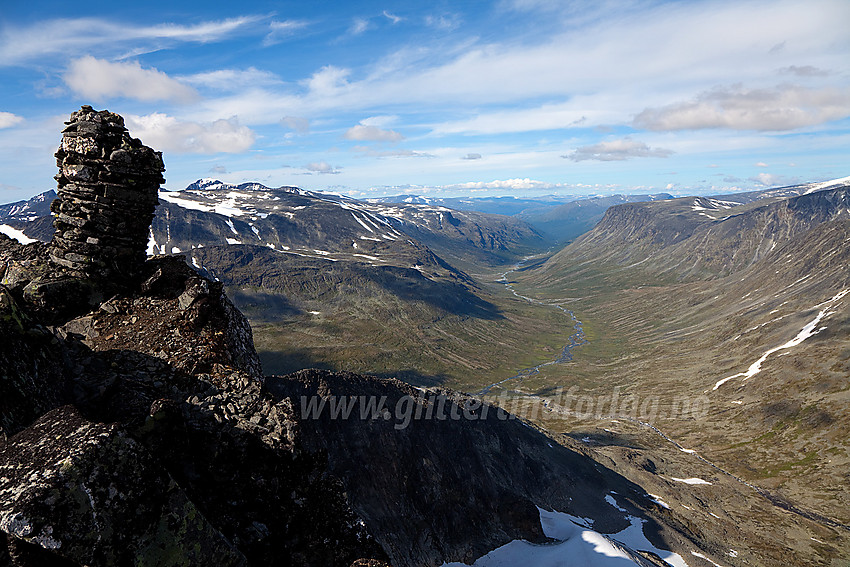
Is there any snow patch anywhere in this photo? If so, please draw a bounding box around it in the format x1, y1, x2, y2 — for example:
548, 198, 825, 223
670, 477, 711, 485
443, 504, 691, 567
605, 494, 627, 513
0, 224, 36, 245
713, 289, 848, 390
802, 175, 850, 194
351, 213, 375, 233
648, 494, 671, 509
146, 229, 158, 256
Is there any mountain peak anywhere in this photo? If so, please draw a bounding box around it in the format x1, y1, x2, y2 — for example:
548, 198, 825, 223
180, 179, 303, 196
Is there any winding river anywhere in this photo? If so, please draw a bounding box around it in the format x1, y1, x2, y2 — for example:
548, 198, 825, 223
476, 259, 587, 396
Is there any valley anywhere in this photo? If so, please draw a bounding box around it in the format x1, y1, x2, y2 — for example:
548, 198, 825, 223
3, 175, 849, 566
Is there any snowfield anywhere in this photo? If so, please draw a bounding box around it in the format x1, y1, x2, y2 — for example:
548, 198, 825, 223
0, 224, 37, 244
441, 505, 692, 567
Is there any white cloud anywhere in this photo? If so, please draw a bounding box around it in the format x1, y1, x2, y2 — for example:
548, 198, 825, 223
424, 14, 461, 31
263, 19, 309, 46
0, 16, 262, 65
304, 65, 351, 96
360, 115, 399, 127
449, 178, 565, 191
383, 11, 403, 24
304, 161, 341, 174
350, 18, 371, 35
432, 101, 595, 135
0, 112, 24, 129
64, 56, 198, 103
344, 124, 404, 142
462, 153, 482, 160
566, 138, 674, 161
755, 161, 768, 167
634, 85, 850, 131
352, 146, 432, 158
751, 172, 798, 186
280, 116, 310, 133
182, 67, 281, 90
179, 0, 850, 138
125, 113, 255, 154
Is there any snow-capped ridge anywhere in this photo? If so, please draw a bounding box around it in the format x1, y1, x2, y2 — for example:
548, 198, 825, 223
802, 175, 850, 195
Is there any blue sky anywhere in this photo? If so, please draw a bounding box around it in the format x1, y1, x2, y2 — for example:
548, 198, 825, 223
1, 0, 849, 202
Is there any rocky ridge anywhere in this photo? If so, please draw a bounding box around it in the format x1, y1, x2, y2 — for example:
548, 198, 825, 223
537, 180, 850, 284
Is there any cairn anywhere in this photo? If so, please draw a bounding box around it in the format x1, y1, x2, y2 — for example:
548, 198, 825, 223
48, 106, 164, 284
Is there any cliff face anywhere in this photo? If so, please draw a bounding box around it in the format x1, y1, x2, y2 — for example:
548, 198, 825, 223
0, 108, 695, 567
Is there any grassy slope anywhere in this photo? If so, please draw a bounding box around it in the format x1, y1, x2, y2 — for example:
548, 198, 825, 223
506, 219, 850, 566
236, 265, 582, 393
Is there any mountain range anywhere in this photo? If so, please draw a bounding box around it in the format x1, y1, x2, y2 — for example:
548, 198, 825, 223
3, 170, 850, 566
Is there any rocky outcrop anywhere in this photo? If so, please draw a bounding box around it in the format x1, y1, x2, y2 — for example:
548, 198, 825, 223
0, 406, 246, 567
49, 106, 164, 284
0, 222, 388, 567
0, 108, 392, 566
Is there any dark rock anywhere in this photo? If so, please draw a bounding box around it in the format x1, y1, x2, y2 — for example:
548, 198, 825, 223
0, 406, 246, 566
0, 284, 68, 438
270, 369, 663, 567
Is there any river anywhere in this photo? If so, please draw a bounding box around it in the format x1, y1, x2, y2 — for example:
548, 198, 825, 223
476, 259, 587, 396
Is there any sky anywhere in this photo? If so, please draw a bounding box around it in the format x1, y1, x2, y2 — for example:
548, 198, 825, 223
1, 0, 849, 203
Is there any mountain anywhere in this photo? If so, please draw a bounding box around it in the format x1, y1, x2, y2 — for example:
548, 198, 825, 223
366, 194, 577, 217
0, 190, 54, 222
0, 107, 709, 567
0, 190, 56, 243
533, 177, 850, 285
368, 193, 677, 244
152, 179, 544, 268
509, 175, 850, 565
1, 180, 562, 385
517, 193, 674, 244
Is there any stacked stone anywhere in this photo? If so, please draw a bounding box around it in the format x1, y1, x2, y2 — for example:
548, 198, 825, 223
48, 106, 165, 284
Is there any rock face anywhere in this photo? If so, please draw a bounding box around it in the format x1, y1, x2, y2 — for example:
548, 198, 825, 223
0, 406, 246, 567
269, 370, 673, 567
48, 105, 164, 284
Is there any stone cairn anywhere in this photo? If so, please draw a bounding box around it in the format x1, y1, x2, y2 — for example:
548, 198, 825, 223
48, 105, 164, 284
